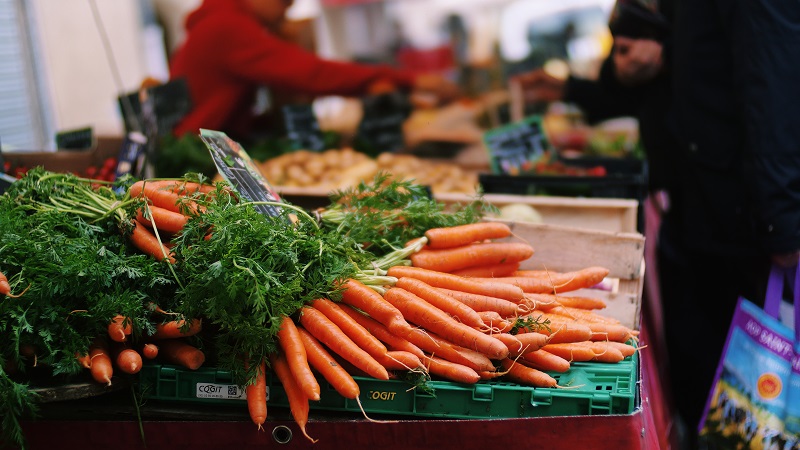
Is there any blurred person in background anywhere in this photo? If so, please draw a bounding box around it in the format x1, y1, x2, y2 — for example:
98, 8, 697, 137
519, 1, 800, 449
169, 0, 460, 144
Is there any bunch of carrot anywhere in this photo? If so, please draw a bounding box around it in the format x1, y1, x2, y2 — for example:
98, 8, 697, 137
244, 221, 639, 439
78, 313, 206, 386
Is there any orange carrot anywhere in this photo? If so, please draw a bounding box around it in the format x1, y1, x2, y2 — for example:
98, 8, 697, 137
493, 333, 524, 356
0, 271, 27, 298
246, 360, 267, 430
476, 267, 610, 294
129, 180, 200, 214
606, 341, 639, 357
579, 341, 626, 363
276, 315, 321, 401
115, 348, 143, 374
542, 343, 596, 362
524, 293, 607, 311
107, 315, 132, 343
310, 299, 388, 362
395, 277, 487, 330
141, 343, 159, 359
503, 332, 549, 357
338, 278, 414, 337
586, 322, 638, 343
270, 352, 317, 443
409, 242, 534, 273
76, 351, 92, 369
130, 220, 176, 264
477, 311, 515, 333
521, 349, 571, 373
158, 339, 205, 370
89, 343, 113, 386
403, 328, 495, 372
383, 287, 509, 360
424, 222, 512, 249
386, 266, 525, 302
339, 304, 425, 359
478, 370, 507, 381
150, 318, 202, 340
298, 306, 389, 380
436, 288, 527, 317
297, 327, 360, 399
378, 350, 425, 371
422, 355, 481, 384
136, 204, 189, 234
499, 358, 557, 388
548, 307, 620, 325
450, 261, 521, 278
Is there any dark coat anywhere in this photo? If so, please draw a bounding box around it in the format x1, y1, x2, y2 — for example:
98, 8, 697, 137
665, 0, 800, 256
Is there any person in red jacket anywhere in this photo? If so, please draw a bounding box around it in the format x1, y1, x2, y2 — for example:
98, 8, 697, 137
169, 0, 458, 142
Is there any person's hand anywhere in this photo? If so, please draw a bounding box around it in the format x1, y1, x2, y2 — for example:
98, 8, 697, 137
412, 74, 461, 105
512, 69, 566, 103
612, 37, 664, 86
771, 250, 800, 269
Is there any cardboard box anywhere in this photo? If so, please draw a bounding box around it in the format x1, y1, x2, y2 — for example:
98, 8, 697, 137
2, 136, 123, 175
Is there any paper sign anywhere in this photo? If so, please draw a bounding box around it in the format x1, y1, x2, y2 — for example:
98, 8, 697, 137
282, 104, 325, 152
55, 127, 94, 150
199, 129, 286, 218
483, 115, 549, 175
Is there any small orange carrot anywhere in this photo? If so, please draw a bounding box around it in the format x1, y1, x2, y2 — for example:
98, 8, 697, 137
378, 350, 425, 372
383, 287, 509, 360
386, 266, 525, 302
246, 360, 267, 430
450, 261, 521, 278
158, 339, 205, 370
498, 332, 548, 357
150, 318, 202, 340
0, 271, 27, 298
424, 222, 512, 249
276, 315, 320, 401
129, 180, 200, 215
549, 307, 620, 325
606, 341, 639, 358
339, 304, 425, 359
136, 204, 189, 234
298, 306, 389, 380
89, 343, 113, 386
579, 341, 626, 363
524, 293, 607, 311
115, 348, 143, 374
107, 315, 132, 343
129, 220, 176, 264
477, 310, 514, 333
338, 278, 414, 337
409, 242, 534, 274
141, 343, 159, 359
76, 351, 92, 369
476, 267, 610, 294
310, 299, 388, 362
270, 352, 318, 443
499, 358, 557, 388
436, 288, 527, 317
521, 349, 571, 373
542, 343, 596, 362
395, 277, 487, 330
586, 322, 638, 343
422, 355, 481, 384
297, 328, 360, 399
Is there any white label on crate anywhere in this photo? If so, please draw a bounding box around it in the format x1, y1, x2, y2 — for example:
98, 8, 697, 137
196, 383, 247, 400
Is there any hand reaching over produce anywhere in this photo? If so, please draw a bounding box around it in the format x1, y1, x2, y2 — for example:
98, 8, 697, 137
412, 73, 461, 106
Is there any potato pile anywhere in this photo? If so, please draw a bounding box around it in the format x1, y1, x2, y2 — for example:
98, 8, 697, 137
257, 148, 478, 194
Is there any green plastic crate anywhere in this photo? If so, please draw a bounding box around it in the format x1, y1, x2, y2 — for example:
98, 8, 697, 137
138, 352, 638, 418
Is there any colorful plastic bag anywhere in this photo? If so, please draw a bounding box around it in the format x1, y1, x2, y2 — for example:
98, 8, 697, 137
699, 265, 800, 449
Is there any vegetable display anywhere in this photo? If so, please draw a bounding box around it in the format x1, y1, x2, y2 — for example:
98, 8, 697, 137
0, 168, 638, 449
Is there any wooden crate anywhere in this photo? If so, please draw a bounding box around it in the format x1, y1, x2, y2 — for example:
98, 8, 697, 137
495, 220, 645, 330
439, 192, 640, 233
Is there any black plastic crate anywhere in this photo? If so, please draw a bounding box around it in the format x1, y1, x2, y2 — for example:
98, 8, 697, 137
479, 156, 648, 230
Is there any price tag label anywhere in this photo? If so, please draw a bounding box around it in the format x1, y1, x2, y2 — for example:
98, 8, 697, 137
199, 129, 286, 219
118, 78, 192, 137
195, 383, 249, 401
282, 104, 325, 152
355, 92, 412, 155
483, 115, 549, 175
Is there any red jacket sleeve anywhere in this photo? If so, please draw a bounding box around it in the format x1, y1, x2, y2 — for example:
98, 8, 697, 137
203, 16, 417, 97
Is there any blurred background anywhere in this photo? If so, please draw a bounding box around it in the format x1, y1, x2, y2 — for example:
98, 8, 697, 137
0, 0, 618, 150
